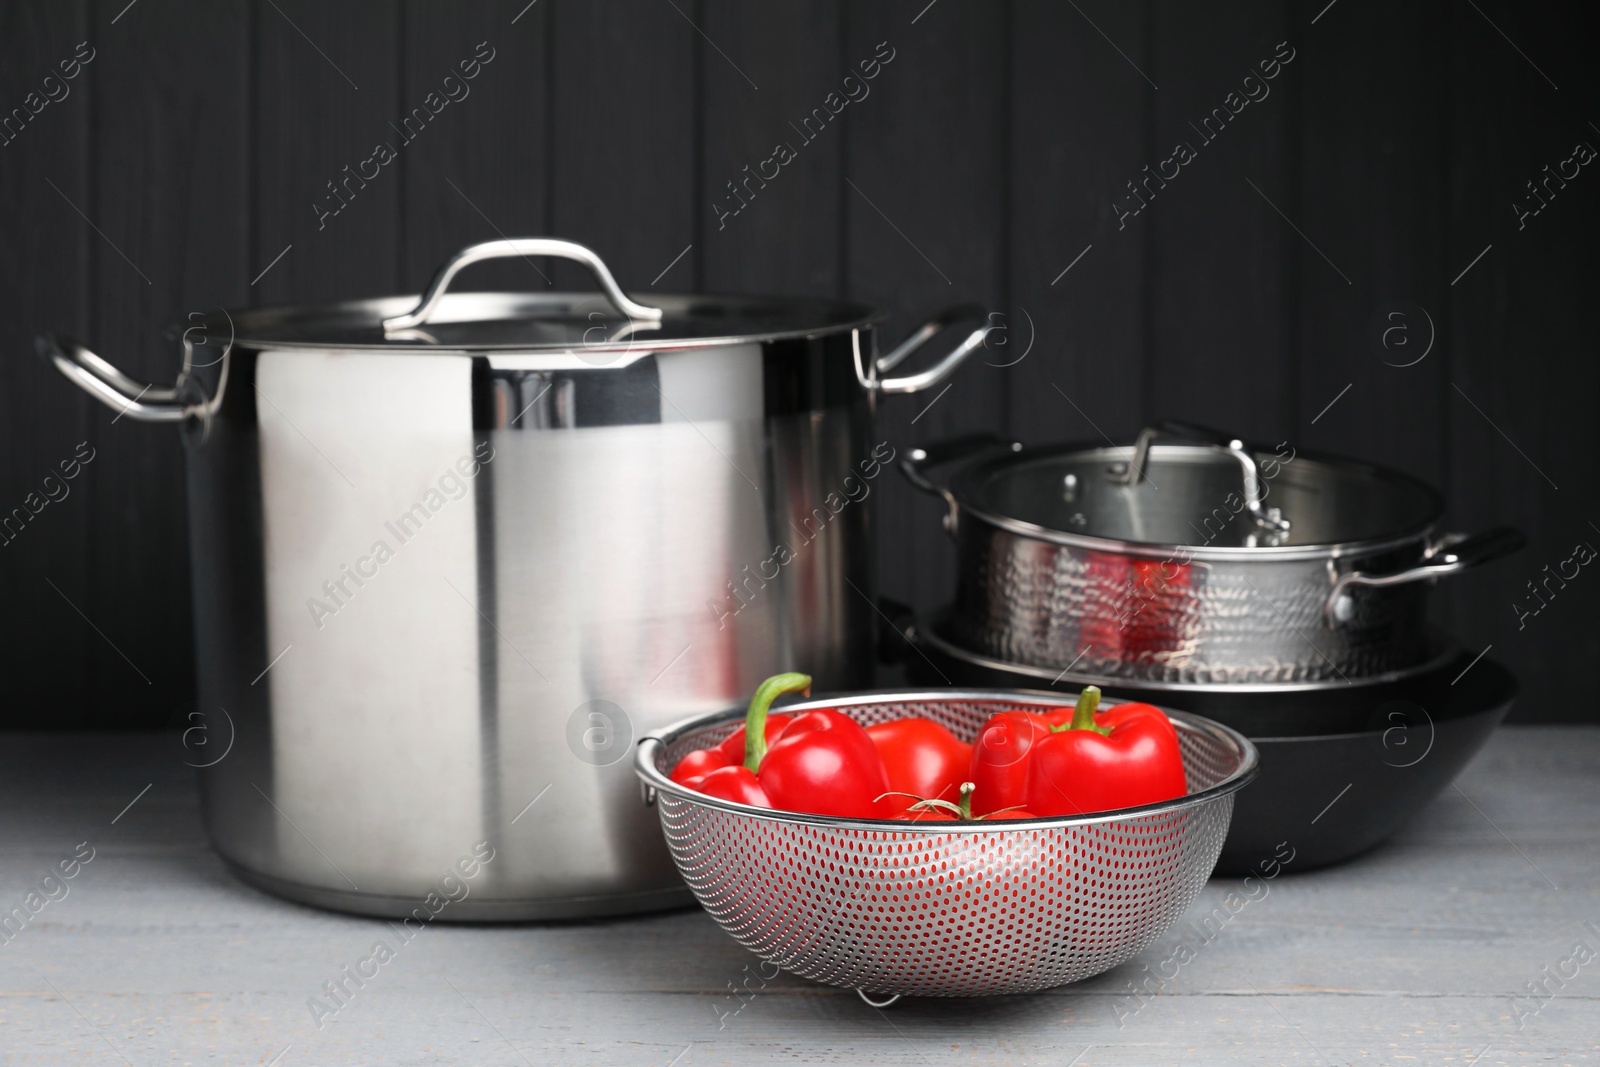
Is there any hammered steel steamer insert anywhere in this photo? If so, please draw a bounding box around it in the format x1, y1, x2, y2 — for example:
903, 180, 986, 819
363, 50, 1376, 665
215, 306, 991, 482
903, 422, 1523, 685
41, 238, 990, 919
635, 690, 1257, 1000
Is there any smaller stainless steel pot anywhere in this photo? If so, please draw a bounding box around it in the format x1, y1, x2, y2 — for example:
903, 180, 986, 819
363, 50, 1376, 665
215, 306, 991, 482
903, 422, 1523, 685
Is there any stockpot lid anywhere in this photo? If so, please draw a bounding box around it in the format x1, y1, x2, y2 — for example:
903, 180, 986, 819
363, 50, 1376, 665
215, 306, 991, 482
209, 292, 883, 352
191, 239, 879, 353
944, 428, 1445, 559
48, 238, 1002, 425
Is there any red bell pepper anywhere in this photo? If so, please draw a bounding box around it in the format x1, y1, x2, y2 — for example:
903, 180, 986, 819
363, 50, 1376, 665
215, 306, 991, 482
1026, 687, 1187, 816
672, 673, 891, 819
752, 685, 891, 820
692, 764, 772, 807
866, 717, 973, 816
717, 712, 794, 766
669, 711, 795, 788
669, 746, 731, 787
966, 710, 1052, 816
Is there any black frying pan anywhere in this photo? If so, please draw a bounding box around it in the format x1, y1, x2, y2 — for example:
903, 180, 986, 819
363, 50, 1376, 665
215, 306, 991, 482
889, 606, 1516, 873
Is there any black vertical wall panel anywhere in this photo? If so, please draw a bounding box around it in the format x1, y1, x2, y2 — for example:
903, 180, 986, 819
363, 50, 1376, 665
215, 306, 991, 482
1009, 1, 1150, 452
1442, 1, 1600, 723
402, 2, 550, 294
700, 0, 842, 295
0, 3, 92, 725
1, 2, 1596, 727
90, 0, 250, 727
550, 0, 696, 291
847, 0, 1009, 617
1145, 1, 1299, 443
1297, 0, 1447, 487
255, 1, 402, 303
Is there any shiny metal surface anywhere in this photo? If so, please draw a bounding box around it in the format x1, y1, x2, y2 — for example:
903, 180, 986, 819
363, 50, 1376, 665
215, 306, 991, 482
166, 273, 891, 354
635, 690, 1257, 997
951, 522, 1433, 683
382, 238, 663, 331
910, 613, 1466, 695
37, 334, 193, 423
1323, 527, 1526, 624
45, 240, 987, 918
179, 338, 880, 918
858, 305, 991, 395
905, 434, 1523, 685
946, 442, 1444, 557
191, 291, 880, 352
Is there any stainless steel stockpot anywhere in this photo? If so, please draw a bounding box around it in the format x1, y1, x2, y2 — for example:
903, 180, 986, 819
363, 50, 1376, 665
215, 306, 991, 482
43, 238, 987, 919
903, 422, 1523, 686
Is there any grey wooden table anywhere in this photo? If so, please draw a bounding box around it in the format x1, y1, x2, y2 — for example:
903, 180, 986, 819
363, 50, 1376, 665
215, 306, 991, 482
1, 727, 1595, 1066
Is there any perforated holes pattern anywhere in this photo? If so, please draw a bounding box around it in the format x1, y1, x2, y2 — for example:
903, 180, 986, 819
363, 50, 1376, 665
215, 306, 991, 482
655, 697, 1239, 997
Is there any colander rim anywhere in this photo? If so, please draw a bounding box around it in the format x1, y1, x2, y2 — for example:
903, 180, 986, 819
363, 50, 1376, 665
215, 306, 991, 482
633, 687, 1259, 832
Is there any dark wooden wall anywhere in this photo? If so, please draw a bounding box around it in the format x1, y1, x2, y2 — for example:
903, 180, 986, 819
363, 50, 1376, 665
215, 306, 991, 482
2, 0, 1594, 728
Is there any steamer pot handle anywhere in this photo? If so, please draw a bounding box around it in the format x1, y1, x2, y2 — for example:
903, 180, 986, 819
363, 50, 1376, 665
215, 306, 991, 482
900, 434, 1022, 534
860, 305, 989, 395
1323, 527, 1527, 626
383, 238, 664, 331
38, 334, 195, 423
1112, 419, 1291, 535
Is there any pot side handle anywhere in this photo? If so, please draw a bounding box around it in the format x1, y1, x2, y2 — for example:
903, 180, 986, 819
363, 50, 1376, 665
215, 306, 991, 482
1323, 526, 1527, 626
38, 334, 194, 423
861, 305, 989, 395
900, 434, 1022, 534
382, 238, 664, 332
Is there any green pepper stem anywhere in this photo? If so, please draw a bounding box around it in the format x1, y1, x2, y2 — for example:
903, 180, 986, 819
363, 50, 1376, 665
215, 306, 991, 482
900, 782, 979, 821
957, 781, 974, 821
901, 796, 963, 817
1055, 685, 1111, 735
743, 672, 812, 773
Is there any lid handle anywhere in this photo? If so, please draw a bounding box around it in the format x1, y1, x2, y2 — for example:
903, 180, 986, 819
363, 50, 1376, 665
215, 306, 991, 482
382, 238, 665, 332
900, 434, 1023, 535
1110, 420, 1291, 534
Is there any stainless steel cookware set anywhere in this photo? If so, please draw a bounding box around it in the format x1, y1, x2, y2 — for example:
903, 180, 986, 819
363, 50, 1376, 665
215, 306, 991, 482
45, 238, 1521, 920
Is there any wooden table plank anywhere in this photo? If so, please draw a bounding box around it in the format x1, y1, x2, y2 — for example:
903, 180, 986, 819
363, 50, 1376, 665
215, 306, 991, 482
0, 727, 1594, 1064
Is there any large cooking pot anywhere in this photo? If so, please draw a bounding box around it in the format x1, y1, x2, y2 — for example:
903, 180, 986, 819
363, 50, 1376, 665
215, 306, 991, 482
42, 237, 988, 919
903, 422, 1523, 685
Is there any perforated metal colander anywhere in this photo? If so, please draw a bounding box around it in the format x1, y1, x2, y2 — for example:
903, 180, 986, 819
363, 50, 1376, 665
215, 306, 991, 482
634, 689, 1258, 1000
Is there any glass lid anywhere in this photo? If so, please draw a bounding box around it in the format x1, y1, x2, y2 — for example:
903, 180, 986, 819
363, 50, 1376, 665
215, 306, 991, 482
953, 441, 1443, 553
